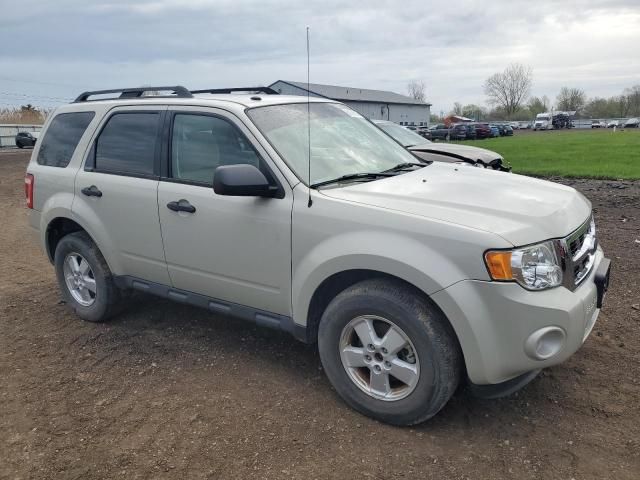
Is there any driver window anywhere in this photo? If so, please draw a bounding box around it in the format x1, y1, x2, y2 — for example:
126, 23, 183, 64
171, 114, 263, 184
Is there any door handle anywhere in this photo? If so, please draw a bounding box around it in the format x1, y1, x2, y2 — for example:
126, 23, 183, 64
167, 199, 196, 214
81, 185, 102, 197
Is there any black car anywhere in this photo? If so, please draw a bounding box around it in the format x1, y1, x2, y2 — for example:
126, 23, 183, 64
15, 132, 38, 148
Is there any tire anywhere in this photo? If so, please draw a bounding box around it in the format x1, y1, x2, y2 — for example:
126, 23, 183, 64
54, 231, 124, 322
318, 278, 462, 426
17, 142, 24, 148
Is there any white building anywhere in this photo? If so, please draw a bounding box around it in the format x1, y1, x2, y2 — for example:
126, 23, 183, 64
269, 80, 432, 126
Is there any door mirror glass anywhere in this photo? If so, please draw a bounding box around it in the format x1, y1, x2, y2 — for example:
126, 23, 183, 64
213, 164, 275, 197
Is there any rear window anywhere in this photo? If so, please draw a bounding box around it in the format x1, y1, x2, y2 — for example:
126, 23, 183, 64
37, 112, 95, 167
94, 112, 160, 175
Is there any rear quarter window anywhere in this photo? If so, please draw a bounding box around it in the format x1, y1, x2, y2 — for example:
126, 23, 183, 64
37, 112, 95, 167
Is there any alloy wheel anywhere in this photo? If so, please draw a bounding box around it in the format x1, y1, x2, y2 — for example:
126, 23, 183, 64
339, 315, 420, 401
62, 252, 97, 307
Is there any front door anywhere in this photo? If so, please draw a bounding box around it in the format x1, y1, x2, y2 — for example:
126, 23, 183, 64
157, 108, 292, 316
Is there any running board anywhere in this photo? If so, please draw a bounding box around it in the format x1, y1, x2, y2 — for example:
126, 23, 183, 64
114, 276, 309, 343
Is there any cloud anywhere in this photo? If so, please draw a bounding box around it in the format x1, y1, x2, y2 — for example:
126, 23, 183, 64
0, 0, 639, 113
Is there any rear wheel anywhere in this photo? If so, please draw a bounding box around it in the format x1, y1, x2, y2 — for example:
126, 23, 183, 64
54, 231, 124, 322
318, 278, 462, 425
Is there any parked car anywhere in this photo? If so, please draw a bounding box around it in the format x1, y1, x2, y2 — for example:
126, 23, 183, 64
373, 120, 510, 171
510, 122, 520, 130
495, 124, 512, 136
591, 120, 606, 128
489, 125, 500, 137
26, 85, 610, 426
624, 117, 639, 128
428, 123, 466, 141
414, 126, 432, 139
471, 123, 492, 139
458, 123, 476, 140
15, 131, 38, 148
519, 121, 532, 129
607, 120, 619, 128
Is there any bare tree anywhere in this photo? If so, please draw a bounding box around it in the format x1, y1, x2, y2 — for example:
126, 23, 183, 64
450, 102, 463, 116
556, 87, 586, 111
484, 63, 533, 117
407, 80, 427, 103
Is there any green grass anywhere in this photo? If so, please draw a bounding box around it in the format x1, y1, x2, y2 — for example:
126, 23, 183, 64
455, 129, 640, 180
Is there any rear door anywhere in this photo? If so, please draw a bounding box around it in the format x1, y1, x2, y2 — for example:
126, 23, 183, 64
156, 107, 292, 316
73, 106, 170, 284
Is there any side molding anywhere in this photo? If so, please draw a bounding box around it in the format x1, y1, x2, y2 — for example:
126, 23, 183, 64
114, 276, 309, 343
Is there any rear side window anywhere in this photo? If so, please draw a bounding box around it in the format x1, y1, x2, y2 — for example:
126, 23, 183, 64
95, 113, 160, 175
37, 112, 95, 167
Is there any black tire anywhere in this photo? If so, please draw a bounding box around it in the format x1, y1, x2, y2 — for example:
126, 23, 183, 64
17, 142, 24, 148
318, 278, 462, 426
54, 231, 124, 322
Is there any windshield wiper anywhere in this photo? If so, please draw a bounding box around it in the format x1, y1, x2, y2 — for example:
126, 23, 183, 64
382, 162, 427, 173
310, 172, 395, 189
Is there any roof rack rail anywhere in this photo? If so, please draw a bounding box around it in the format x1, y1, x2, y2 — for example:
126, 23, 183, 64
74, 86, 193, 103
191, 87, 279, 95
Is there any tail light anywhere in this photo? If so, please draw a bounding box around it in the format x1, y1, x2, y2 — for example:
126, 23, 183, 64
25, 173, 34, 209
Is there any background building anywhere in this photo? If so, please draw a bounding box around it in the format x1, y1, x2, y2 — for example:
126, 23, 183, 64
269, 80, 432, 126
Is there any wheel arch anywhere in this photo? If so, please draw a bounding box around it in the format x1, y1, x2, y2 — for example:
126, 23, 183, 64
44, 216, 116, 275
45, 217, 91, 262
303, 269, 464, 358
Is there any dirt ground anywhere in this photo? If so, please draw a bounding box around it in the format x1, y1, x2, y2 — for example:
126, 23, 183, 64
1, 149, 639, 480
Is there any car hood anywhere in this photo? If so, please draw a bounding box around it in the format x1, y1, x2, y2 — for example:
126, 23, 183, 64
409, 142, 502, 162
319, 163, 591, 246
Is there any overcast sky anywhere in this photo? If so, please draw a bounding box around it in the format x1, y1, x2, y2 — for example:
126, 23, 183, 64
1, 0, 639, 113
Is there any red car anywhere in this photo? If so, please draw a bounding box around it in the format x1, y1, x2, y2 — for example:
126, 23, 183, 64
471, 123, 492, 139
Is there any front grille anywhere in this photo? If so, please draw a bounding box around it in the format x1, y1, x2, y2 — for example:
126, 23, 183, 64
560, 216, 597, 289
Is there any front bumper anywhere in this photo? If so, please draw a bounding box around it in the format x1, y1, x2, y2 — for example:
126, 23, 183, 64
432, 246, 607, 385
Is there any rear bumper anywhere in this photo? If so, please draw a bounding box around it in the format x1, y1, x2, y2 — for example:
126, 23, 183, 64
432, 247, 607, 385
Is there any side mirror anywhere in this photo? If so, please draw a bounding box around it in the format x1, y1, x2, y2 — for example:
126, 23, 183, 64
213, 164, 276, 197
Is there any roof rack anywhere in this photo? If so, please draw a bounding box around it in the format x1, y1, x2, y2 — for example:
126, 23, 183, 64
191, 87, 279, 95
74, 86, 193, 103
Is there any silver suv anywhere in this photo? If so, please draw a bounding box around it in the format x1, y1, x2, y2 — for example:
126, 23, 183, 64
26, 86, 611, 425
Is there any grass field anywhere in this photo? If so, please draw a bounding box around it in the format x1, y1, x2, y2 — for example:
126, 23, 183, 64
456, 129, 640, 180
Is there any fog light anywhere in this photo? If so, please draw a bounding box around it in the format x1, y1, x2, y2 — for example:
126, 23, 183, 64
524, 327, 566, 360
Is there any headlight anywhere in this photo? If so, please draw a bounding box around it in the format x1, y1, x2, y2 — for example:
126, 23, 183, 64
485, 241, 563, 290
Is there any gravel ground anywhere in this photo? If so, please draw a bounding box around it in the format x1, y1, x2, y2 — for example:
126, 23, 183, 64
1, 149, 639, 479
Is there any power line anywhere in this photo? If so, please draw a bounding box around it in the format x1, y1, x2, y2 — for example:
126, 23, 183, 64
0, 74, 87, 89
0, 91, 72, 102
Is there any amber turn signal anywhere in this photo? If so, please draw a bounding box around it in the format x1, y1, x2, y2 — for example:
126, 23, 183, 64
484, 251, 513, 280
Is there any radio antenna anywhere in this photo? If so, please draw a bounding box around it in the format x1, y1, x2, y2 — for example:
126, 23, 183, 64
306, 26, 313, 208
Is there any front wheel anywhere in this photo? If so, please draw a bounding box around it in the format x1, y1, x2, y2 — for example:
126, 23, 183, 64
318, 278, 462, 425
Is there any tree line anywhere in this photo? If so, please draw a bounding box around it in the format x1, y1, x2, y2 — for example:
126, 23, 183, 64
409, 63, 640, 121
